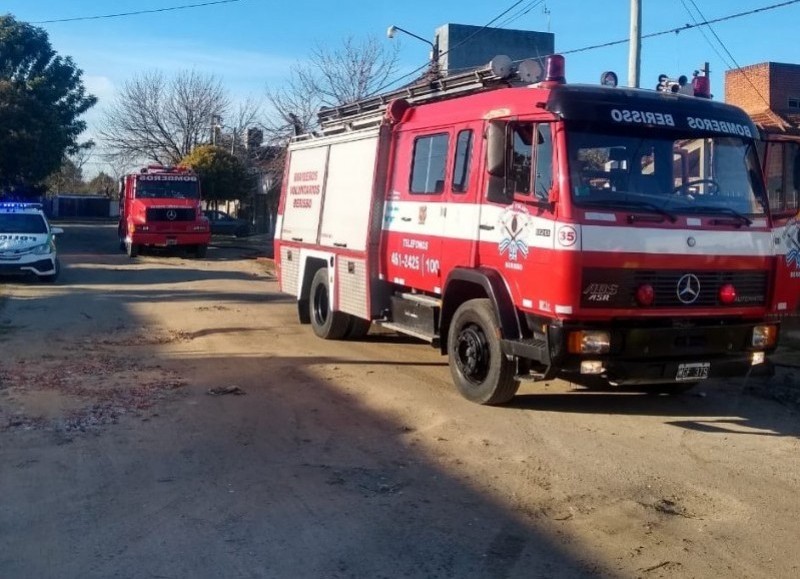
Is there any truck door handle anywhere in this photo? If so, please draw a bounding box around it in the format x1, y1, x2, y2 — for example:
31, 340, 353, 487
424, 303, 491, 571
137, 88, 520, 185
291, 237, 303, 242
333, 242, 347, 248
479, 224, 495, 231
401, 217, 412, 222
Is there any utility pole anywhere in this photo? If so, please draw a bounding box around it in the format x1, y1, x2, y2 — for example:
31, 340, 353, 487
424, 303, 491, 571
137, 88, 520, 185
628, 0, 641, 88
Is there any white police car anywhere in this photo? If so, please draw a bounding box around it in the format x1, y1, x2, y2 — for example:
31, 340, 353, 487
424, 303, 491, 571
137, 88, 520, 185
0, 203, 63, 282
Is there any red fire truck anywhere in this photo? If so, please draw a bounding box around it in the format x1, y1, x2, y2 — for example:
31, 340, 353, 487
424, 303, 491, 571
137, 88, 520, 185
118, 165, 210, 258
275, 54, 781, 405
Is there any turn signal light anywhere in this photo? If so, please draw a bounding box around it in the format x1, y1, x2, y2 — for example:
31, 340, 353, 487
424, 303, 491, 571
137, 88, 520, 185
568, 330, 611, 354
719, 284, 737, 304
636, 284, 655, 306
752, 325, 778, 348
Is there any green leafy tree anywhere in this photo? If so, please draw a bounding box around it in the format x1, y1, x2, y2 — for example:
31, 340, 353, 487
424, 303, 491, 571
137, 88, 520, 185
87, 171, 117, 197
0, 15, 96, 195
180, 145, 253, 206
44, 157, 84, 195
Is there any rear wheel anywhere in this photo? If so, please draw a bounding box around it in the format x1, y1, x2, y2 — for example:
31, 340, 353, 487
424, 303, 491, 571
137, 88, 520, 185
195, 244, 208, 258
447, 298, 519, 405
309, 268, 350, 339
345, 316, 371, 339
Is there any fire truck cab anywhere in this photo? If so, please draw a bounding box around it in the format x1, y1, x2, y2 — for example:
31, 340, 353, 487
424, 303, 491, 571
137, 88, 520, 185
118, 165, 210, 258
275, 55, 780, 405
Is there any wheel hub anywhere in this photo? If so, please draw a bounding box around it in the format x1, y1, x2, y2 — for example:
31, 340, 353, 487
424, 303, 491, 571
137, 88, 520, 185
455, 324, 489, 383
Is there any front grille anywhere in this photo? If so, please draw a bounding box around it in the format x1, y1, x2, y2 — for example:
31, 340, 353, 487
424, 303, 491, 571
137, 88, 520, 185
581, 268, 768, 308
145, 208, 195, 222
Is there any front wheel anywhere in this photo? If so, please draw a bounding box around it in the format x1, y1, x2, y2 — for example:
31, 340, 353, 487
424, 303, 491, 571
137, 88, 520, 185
309, 268, 350, 340
195, 244, 208, 258
125, 241, 139, 258
39, 259, 60, 283
447, 299, 519, 405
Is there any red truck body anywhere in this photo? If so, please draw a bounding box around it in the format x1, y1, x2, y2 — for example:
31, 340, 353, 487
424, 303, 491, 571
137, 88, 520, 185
275, 55, 782, 405
118, 165, 210, 258
759, 134, 800, 317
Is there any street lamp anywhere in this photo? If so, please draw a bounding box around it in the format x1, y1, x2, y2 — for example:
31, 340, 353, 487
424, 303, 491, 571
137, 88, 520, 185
387, 25, 440, 79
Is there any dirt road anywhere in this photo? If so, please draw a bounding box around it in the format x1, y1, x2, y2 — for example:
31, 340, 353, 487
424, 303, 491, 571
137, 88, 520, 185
1, 221, 799, 578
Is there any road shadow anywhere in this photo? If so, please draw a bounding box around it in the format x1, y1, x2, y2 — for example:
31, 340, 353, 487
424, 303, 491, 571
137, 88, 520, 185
508, 378, 800, 438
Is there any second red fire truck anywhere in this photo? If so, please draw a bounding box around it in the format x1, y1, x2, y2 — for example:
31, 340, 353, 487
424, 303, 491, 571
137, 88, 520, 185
275, 54, 783, 405
118, 165, 210, 258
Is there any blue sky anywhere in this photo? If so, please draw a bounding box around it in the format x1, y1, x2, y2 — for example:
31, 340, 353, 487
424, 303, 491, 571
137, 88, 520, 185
5, 0, 800, 174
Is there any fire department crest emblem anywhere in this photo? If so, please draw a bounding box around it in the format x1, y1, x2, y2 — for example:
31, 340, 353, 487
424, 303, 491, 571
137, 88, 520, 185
418, 205, 427, 225
782, 214, 800, 269
498, 205, 532, 261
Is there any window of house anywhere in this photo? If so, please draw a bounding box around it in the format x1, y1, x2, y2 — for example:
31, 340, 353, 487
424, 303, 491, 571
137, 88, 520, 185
452, 130, 473, 193
788, 97, 800, 109
410, 133, 449, 194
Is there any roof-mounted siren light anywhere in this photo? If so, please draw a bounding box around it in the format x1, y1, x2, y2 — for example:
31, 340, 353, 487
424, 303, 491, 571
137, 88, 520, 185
489, 55, 513, 79
692, 70, 711, 98
517, 59, 544, 84
544, 54, 566, 84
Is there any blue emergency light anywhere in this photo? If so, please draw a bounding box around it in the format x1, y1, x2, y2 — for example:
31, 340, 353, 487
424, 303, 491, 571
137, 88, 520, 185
0, 202, 43, 211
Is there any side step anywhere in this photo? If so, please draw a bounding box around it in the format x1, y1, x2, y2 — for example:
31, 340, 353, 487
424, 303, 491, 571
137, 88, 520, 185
377, 293, 441, 346
377, 322, 440, 347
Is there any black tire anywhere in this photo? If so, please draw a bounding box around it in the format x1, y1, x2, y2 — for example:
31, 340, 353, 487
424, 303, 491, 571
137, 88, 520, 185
345, 316, 371, 339
39, 259, 60, 283
125, 241, 139, 258
447, 298, 519, 405
195, 244, 208, 258
309, 268, 350, 340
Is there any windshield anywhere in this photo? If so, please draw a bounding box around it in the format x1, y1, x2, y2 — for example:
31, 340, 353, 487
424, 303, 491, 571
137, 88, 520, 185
566, 125, 766, 218
0, 213, 47, 234
135, 176, 199, 200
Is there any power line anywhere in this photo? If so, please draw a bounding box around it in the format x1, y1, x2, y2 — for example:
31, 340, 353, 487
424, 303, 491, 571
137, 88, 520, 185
373, 0, 799, 97
682, 0, 771, 109
564, 0, 800, 55
32, 0, 247, 24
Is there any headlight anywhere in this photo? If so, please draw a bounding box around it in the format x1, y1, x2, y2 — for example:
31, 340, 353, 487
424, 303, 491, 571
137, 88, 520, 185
32, 243, 52, 255
752, 324, 778, 348
568, 330, 611, 354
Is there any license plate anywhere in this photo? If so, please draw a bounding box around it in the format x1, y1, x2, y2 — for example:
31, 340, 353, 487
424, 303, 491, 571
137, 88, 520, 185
166, 238, 177, 246
676, 362, 710, 381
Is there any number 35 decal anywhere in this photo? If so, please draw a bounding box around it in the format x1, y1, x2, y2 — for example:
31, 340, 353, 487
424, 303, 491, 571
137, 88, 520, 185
557, 225, 578, 247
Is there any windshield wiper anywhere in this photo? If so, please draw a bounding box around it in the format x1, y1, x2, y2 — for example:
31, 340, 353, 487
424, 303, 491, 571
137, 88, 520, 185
578, 198, 677, 223
678, 205, 752, 226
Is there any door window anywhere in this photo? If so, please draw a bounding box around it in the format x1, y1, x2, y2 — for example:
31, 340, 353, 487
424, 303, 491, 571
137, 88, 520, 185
410, 133, 449, 194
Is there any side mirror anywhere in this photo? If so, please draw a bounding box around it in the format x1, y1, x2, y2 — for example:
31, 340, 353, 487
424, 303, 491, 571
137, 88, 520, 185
51, 227, 64, 235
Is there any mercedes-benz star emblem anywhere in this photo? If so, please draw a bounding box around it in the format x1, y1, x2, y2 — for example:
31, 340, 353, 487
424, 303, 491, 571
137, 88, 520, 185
676, 273, 701, 304
166, 209, 177, 221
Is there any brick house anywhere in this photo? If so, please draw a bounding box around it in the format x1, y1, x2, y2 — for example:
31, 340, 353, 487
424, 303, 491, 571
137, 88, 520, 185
726, 62, 800, 213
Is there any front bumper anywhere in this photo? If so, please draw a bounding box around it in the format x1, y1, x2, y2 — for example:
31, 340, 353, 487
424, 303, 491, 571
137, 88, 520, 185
0, 256, 57, 277
560, 322, 777, 385
127, 231, 210, 247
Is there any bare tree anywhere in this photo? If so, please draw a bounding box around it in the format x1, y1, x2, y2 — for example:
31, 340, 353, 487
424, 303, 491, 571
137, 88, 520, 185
100, 70, 229, 166
215, 97, 263, 158
265, 35, 400, 142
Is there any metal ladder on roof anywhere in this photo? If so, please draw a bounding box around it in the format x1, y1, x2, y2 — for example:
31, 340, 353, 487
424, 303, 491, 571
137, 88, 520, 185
313, 55, 542, 136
